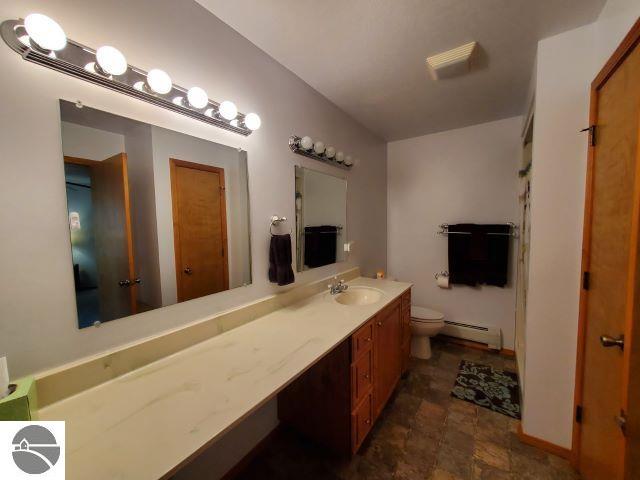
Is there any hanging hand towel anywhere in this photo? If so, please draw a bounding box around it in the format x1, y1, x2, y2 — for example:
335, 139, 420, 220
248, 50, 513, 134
269, 234, 295, 286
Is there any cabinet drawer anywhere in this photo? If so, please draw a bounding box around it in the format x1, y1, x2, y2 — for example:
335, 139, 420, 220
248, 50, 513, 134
352, 320, 373, 360
351, 348, 373, 408
351, 393, 373, 453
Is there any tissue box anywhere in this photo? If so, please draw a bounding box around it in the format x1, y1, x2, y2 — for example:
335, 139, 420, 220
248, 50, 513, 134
0, 376, 38, 421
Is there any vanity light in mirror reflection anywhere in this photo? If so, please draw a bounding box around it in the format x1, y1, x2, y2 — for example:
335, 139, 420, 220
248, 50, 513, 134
60, 100, 252, 329
295, 166, 347, 272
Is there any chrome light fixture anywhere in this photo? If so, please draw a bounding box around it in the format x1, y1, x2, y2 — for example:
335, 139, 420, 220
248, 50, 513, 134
1, 14, 261, 136
289, 135, 353, 170
95, 46, 127, 76
24, 13, 66, 51
146, 68, 172, 94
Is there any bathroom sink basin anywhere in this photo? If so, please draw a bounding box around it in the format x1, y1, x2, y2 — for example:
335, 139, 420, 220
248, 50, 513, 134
333, 287, 384, 306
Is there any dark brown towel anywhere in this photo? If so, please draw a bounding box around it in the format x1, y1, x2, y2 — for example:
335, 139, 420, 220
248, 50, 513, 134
448, 224, 510, 287
269, 234, 295, 286
304, 226, 338, 268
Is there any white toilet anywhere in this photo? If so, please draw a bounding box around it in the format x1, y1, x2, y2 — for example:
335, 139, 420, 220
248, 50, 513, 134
410, 306, 445, 360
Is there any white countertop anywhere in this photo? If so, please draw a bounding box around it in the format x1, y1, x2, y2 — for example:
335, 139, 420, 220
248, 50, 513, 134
39, 277, 411, 480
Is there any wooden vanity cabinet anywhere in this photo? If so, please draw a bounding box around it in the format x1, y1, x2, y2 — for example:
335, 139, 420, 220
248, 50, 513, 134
401, 289, 412, 375
278, 288, 411, 456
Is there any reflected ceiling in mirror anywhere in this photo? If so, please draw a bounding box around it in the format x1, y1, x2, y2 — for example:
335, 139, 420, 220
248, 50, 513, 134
295, 166, 347, 272
60, 100, 251, 328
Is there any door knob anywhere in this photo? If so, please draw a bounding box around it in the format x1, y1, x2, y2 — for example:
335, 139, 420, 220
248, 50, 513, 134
132, 278, 142, 285
600, 334, 624, 350
118, 279, 131, 287
184, 267, 193, 275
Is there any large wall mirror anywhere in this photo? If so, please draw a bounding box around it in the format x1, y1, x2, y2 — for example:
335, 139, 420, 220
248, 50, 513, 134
60, 100, 251, 328
295, 166, 347, 272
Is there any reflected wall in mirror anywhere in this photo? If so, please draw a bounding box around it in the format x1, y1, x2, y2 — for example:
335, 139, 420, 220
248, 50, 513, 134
295, 166, 347, 272
60, 100, 251, 328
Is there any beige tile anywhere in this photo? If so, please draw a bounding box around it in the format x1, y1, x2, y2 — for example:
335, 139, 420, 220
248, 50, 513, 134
430, 467, 465, 480
473, 440, 510, 471
472, 460, 511, 480
449, 398, 478, 416
475, 423, 510, 449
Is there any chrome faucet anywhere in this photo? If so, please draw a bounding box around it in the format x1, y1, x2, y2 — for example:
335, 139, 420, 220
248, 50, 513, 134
328, 277, 348, 295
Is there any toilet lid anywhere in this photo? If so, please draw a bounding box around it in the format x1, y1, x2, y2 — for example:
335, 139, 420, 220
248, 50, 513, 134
411, 306, 445, 322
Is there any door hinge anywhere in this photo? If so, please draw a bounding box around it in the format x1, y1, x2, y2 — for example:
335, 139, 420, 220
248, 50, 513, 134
580, 125, 597, 147
582, 271, 590, 290
576, 405, 583, 424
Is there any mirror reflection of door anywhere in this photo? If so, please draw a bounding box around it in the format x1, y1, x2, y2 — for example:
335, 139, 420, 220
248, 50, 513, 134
170, 159, 229, 302
64, 154, 136, 327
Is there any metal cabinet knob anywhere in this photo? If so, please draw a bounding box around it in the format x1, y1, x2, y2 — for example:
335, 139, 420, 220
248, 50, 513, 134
365, 419, 371, 425
184, 267, 193, 275
600, 334, 624, 350
377, 321, 383, 326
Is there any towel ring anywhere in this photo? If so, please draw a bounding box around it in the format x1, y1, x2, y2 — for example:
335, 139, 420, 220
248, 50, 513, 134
270, 215, 292, 236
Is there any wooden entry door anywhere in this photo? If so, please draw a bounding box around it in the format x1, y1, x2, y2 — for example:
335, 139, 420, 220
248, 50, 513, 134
170, 159, 229, 302
575, 19, 640, 480
66, 154, 137, 322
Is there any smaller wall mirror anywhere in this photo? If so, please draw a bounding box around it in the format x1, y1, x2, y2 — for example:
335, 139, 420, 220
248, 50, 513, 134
295, 166, 347, 272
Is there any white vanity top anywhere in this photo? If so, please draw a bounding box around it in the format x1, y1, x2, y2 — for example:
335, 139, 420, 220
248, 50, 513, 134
39, 277, 411, 480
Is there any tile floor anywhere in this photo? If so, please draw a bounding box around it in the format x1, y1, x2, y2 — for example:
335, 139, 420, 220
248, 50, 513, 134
235, 337, 579, 480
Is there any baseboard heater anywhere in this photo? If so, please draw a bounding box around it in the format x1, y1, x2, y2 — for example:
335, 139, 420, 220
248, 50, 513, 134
441, 320, 502, 351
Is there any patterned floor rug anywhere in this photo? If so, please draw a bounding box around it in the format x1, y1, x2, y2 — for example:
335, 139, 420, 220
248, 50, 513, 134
451, 360, 521, 419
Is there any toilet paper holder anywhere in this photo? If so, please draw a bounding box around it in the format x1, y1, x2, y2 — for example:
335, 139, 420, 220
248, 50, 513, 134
435, 271, 449, 280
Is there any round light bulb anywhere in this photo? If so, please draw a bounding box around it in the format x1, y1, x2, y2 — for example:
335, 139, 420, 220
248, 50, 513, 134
300, 136, 313, 150
244, 113, 261, 130
344, 155, 353, 165
218, 101, 238, 120
24, 13, 67, 51
230, 119, 239, 127
187, 86, 208, 109
336, 151, 345, 163
314, 141, 325, 155
345, 157, 356, 167
147, 69, 172, 94
325, 146, 336, 159
96, 46, 128, 76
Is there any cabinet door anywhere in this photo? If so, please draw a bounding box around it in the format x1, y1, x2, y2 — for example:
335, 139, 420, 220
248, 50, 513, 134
374, 300, 402, 418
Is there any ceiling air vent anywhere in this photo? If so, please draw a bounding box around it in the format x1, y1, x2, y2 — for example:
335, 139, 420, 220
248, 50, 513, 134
426, 41, 477, 80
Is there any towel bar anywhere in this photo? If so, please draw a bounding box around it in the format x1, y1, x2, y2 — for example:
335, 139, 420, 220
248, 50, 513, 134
437, 223, 519, 238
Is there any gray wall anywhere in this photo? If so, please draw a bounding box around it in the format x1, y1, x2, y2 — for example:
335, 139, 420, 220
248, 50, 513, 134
387, 116, 522, 350
0, 0, 386, 477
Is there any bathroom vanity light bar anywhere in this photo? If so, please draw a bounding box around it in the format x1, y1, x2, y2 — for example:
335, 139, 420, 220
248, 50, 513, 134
289, 135, 354, 170
0, 15, 261, 136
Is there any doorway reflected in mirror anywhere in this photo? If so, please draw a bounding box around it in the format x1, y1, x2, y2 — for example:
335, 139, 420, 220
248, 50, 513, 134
60, 100, 251, 328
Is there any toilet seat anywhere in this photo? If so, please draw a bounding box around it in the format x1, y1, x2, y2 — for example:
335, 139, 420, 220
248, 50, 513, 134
411, 306, 445, 323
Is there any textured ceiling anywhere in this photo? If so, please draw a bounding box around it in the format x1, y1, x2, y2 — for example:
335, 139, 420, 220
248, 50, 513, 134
196, 0, 606, 140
